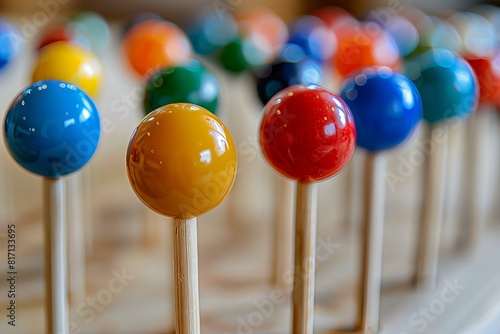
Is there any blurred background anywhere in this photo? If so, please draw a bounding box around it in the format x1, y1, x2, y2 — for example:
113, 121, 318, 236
2, 0, 498, 21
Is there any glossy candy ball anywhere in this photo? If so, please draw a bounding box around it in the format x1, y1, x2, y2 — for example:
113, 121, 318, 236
69, 11, 110, 54
123, 20, 192, 77
259, 85, 356, 183
333, 22, 400, 78
408, 14, 461, 57
126, 103, 237, 218
466, 53, 500, 108
256, 44, 322, 105
187, 11, 237, 55
0, 19, 22, 70
143, 59, 220, 114
364, 11, 419, 57
340, 67, 422, 152
4, 80, 101, 178
219, 35, 269, 73
287, 15, 337, 63
235, 7, 288, 61
32, 41, 102, 98
405, 48, 478, 123
37, 23, 90, 51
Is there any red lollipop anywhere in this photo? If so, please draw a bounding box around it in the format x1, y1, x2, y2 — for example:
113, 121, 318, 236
466, 53, 500, 108
37, 22, 89, 51
260, 85, 356, 183
259, 84, 355, 333
463, 52, 500, 253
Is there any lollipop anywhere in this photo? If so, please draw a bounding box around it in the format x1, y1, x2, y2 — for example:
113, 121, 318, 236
143, 59, 220, 115
340, 67, 422, 332
466, 53, 500, 108
332, 22, 401, 79
31, 40, 103, 305
447, 11, 498, 58
186, 11, 238, 55
460, 52, 500, 251
126, 103, 237, 332
364, 10, 419, 57
405, 48, 478, 288
287, 15, 337, 63
256, 44, 322, 105
4, 80, 100, 333
68, 11, 110, 54
218, 7, 287, 73
260, 84, 356, 332
0, 19, 22, 71
36, 22, 90, 51
254, 45, 322, 288
122, 20, 192, 77
32, 41, 102, 98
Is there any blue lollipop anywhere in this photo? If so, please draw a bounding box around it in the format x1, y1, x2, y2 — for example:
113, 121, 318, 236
4, 80, 100, 177
256, 44, 322, 105
3, 80, 101, 334
341, 67, 422, 151
405, 48, 478, 290
339, 66, 422, 333
0, 18, 22, 71
287, 15, 336, 63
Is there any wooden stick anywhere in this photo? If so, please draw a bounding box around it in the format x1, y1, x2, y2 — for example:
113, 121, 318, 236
346, 151, 364, 232
292, 182, 318, 334
358, 153, 387, 333
414, 123, 449, 289
172, 217, 201, 334
461, 111, 491, 252
43, 177, 69, 334
83, 168, 94, 257
271, 176, 293, 289
67, 173, 86, 307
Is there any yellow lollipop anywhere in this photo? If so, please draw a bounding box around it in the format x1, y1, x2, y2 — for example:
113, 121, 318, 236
126, 103, 237, 333
32, 41, 102, 98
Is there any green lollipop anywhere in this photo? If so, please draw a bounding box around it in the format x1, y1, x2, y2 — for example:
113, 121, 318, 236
143, 59, 220, 115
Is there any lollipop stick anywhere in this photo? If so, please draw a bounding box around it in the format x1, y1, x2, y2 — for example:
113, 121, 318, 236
172, 217, 201, 334
414, 123, 449, 289
358, 153, 387, 333
271, 177, 293, 289
67, 173, 86, 306
43, 177, 69, 334
347, 152, 364, 232
292, 182, 318, 334
462, 111, 490, 251
83, 169, 94, 257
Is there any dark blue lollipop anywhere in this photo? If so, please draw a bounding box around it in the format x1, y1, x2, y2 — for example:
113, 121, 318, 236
256, 44, 322, 105
340, 67, 422, 152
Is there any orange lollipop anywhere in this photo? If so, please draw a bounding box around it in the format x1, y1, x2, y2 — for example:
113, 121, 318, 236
332, 22, 401, 79
122, 20, 192, 77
